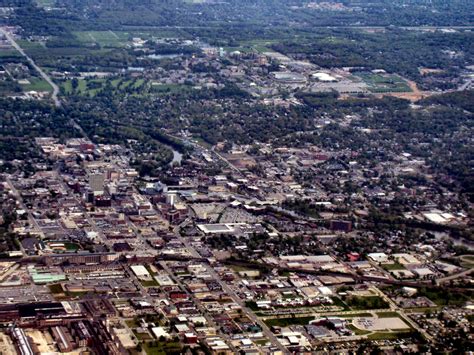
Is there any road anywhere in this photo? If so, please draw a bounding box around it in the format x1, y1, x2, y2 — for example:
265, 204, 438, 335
6, 178, 46, 244
436, 267, 473, 284
458, 77, 473, 91
210, 147, 241, 173
171, 222, 289, 354
166, 133, 242, 174
370, 286, 433, 342
158, 261, 239, 353
0, 27, 61, 107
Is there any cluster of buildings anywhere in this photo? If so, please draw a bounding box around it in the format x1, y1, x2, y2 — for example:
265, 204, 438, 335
0, 128, 471, 353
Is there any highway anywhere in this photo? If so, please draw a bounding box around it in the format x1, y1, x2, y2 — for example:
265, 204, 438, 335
0, 27, 61, 107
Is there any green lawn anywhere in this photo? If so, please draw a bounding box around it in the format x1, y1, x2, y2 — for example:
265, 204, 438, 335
460, 255, 474, 268
382, 262, 405, 271
20, 77, 53, 92
132, 329, 153, 341
367, 330, 416, 340
245, 301, 260, 311
48, 283, 64, 294
0, 49, 22, 58
64, 242, 80, 251
243, 39, 279, 53
74, 31, 130, 47
143, 341, 181, 355
338, 312, 373, 318
141, 279, 159, 287
126, 319, 141, 328
62, 77, 145, 96
344, 296, 389, 310
264, 316, 314, 327
376, 311, 401, 318
17, 40, 45, 50
347, 324, 371, 335
353, 72, 412, 93
416, 287, 472, 306
330, 296, 350, 311
35, 0, 55, 7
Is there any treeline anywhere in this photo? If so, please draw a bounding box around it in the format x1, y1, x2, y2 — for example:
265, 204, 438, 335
421, 90, 474, 113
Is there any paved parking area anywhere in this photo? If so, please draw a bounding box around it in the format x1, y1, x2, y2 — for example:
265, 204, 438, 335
354, 317, 409, 331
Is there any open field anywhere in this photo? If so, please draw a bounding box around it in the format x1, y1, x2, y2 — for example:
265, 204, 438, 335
0, 49, 21, 58
376, 311, 402, 318
367, 330, 416, 340
344, 296, 389, 310
35, 0, 55, 7
231, 39, 280, 53
20, 77, 53, 92
264, 316, 315, 327
382, 262, 406, 271
142, 341, 181, 355
74, 31, 130, 47
354, 72, 412, 93
460, 255, 474, 268
347, 324, 371, 335
375, 79, 432, 101
62, 78, 146, 96
74, 29, 187, 48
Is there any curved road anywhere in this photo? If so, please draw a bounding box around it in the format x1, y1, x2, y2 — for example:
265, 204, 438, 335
1, 28, 61, 107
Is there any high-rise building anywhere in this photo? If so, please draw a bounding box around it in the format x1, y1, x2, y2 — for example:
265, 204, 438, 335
89, 173, 105, 196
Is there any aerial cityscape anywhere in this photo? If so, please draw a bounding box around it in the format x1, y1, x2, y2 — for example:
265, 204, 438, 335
0, 0, 472, 354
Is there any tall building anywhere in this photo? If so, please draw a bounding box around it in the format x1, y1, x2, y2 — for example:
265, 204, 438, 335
166, 193, 177, 207
89, 173, 105, 196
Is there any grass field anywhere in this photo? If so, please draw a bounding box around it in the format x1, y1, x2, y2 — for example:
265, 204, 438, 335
264, 316, 314, 327
376, 311, 401, 318
62, 78, 146, 96
74, 31, 130, 48
224, 39, 279, 54
17, 40, 45, 50
20, 77, 53, 92
354, 72, 412, 93
126, 319, 141, 328
367, 330, 415, 340
382, 262, 405, 271
0, 49, 21, 58
460, 255, 474, 268
347, 324, 371, 335
48, 283, 64, 294
35, 0, 55, 7
143, 341, 181, 355
416, 287, 472, 306
338, 312, 373, 318
121, 27, 190, 39
344, 295, 389, 310
25, 46, 112, 58
141, 279, 159, 287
